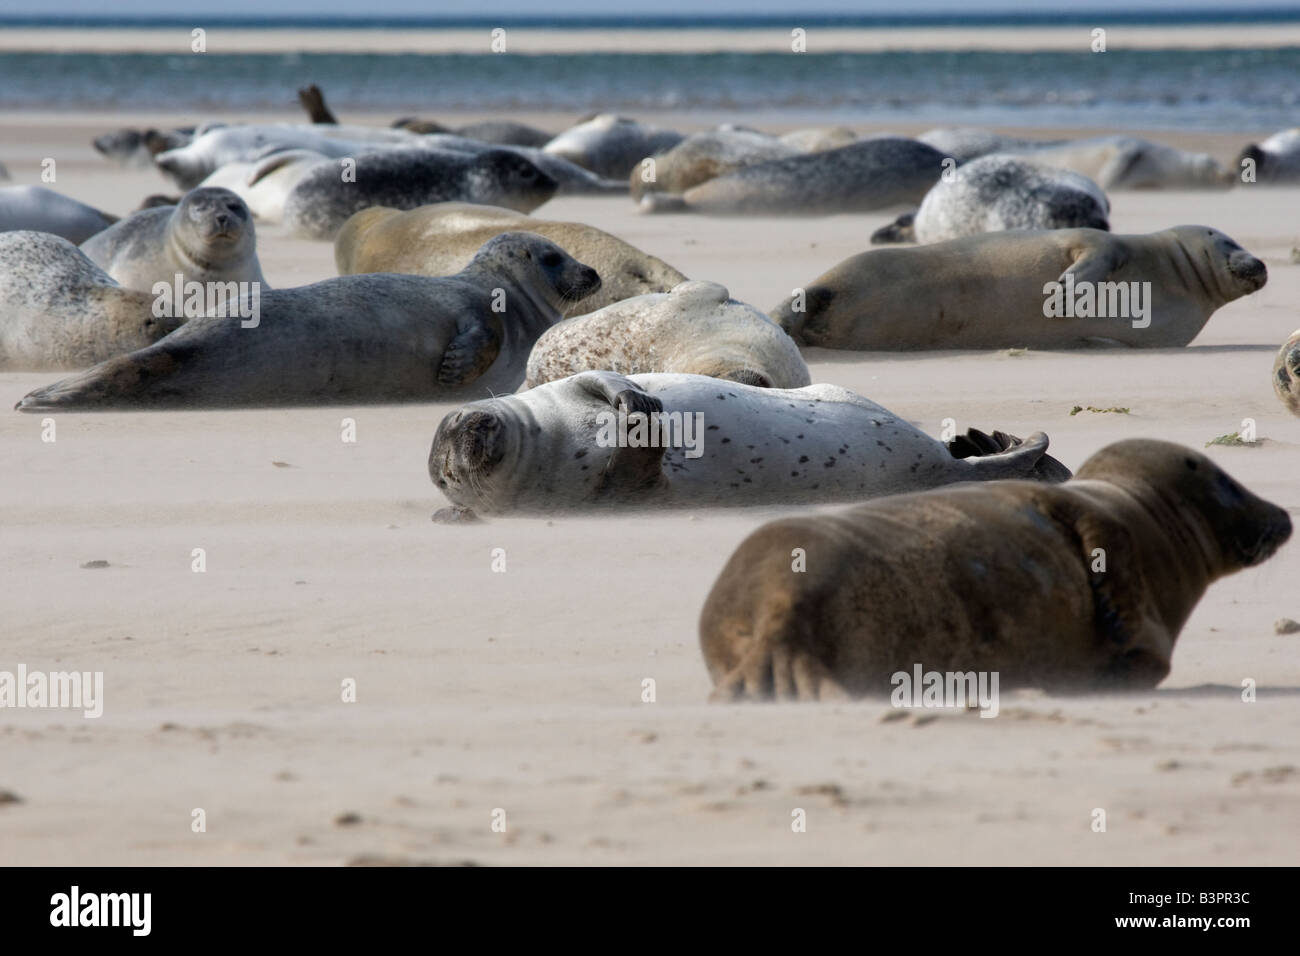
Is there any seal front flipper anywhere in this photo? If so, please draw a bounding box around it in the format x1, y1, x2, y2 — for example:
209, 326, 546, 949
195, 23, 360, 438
1070, 509, 1174, 688
571, 370, 664, 418
436, 316, 501, 387
571, 372, 669, 498
1056, 240, 1127, 289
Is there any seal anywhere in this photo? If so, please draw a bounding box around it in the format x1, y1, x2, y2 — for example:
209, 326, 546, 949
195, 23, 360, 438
93, 125, 194, 167
640, 138, 947, 215
1272, 327, 1300, 416
14, 233, 600, 410
409, 135, 626, 195
1237, 129, 1300, 183
80, 187, 267, 292
524, 281, 811, 389
295, 84, 554, 147
153, 123, 423, 189
872, 154, 1110, 245
0, 231, 182, 371
196, 148, 323, 223
777, 127, 858, 153
1013, 136, 1233, 190
699, 439, 1292, 701
918, 127, 1065, 163
774, 226, 1266, 350
427, 370, 1069, 518
334, 202, 685, 317
543, 114, 684, 180
280, 149, 558, 240
0, 185, 118, 244
920, 130, 1232, 189
629, 127, 800, 201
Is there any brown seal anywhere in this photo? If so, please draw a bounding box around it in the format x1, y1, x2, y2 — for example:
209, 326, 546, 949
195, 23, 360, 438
699, 439, 1291, 701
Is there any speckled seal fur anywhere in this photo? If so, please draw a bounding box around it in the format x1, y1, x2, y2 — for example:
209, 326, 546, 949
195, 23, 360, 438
874, 154, 1111, 245
524, 280, 810, 389
80, 187, 267, 291
280, 149, 558, 240
0, 231, 179, 371
641, 137, 947, 215
428, 371, 1069, 516
1272, 327, 1300, 416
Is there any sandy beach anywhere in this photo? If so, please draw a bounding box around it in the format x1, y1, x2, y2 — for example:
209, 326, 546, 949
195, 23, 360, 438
1, 112, 1299, 866
6, 24, 1300, 54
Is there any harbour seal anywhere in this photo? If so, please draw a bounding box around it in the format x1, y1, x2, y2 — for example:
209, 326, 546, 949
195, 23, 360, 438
872, 155, 1110, 244
699, 439, 1292, 701
280, 149, 558, 240
1238, 129, 1300, 183
918, 127, 1065, 163
428, 370, 1069, 517
79, 187, 267, 292
775, 226, 1266, 350
0, 185, 117, 244
777, 127, 857, 153
401, 136, 626, 195
93, 126, 194, 167
920, 130, 1232, 189
640, 138, 947, 216
1013, 136, 1233, 190
152, 124, 423, 189
543, 114, 684, 179
14, 233, 599, 410
524, 281, 810, 389
0, 231, 181, 371
629, 127, 800, 201
296, 84, 553, 147
1272, 327, 1300, 416
334, 202, 685, 317
196, 149, 323, 223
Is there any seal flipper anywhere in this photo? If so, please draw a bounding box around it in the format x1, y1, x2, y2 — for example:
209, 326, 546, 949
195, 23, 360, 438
436, 317, 501, 387
571, 372, 670, 498
16, 348, 190, 412
1056, 241, 1126, 289
949, 428, 1072, 483
1072, 510, 1174, 688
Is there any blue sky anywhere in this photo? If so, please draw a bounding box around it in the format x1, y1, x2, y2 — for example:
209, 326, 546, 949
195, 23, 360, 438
6, 0, 1300, 16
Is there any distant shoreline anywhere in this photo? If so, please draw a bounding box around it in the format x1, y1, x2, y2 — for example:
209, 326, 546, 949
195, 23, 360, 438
5, 24, 1300, 54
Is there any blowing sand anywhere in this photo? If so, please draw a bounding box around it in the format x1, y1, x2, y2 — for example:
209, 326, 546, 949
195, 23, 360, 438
1, 116, 1298, 866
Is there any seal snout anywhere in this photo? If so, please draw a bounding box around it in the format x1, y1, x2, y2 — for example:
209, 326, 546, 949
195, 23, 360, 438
1243, 505, 1292, 567
1228, 250, 1267, 289
429, 408, 506, 494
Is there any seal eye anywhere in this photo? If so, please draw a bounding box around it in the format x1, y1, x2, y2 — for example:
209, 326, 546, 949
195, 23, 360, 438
540, 252, 563, 268
1185, 458, 1198, 470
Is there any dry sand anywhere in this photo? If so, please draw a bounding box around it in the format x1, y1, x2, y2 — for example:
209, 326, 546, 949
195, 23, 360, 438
1, 115, 1299, 866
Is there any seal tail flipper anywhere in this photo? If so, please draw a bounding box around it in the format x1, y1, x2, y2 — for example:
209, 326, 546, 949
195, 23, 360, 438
15, 350, 183, 412
948, 428, 1072, 483
297, 84, 338, 124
